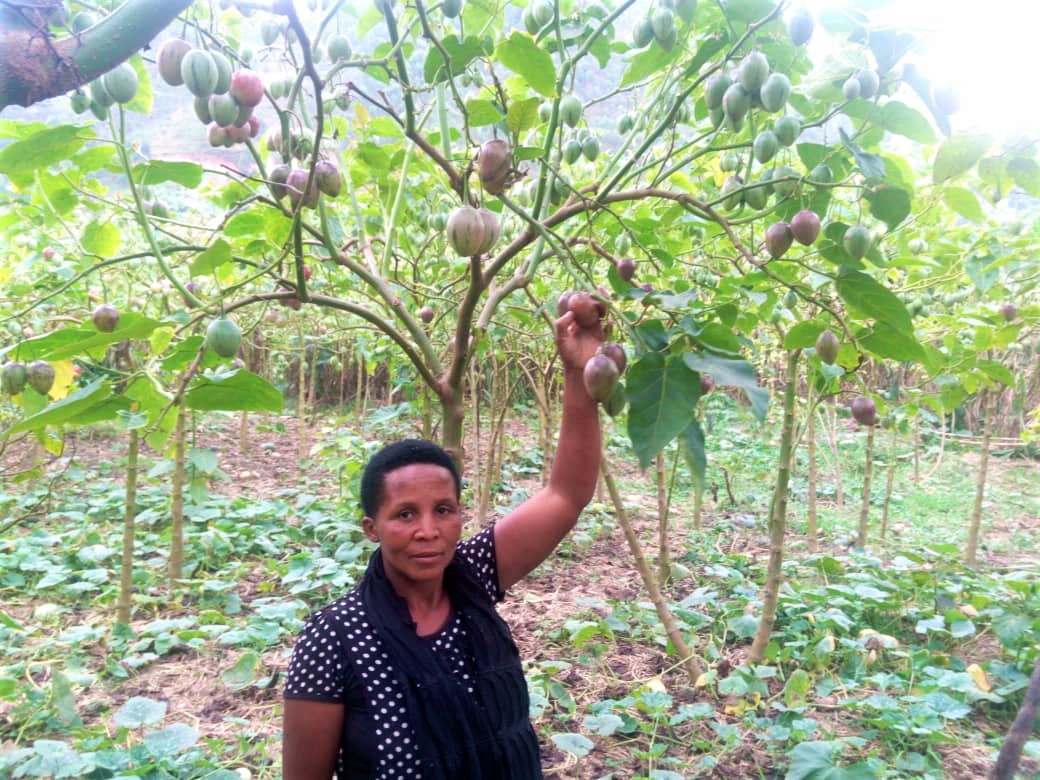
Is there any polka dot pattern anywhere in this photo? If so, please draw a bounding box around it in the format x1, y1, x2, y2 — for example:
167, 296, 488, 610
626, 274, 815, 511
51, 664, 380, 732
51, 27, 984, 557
285, 526, 500, 778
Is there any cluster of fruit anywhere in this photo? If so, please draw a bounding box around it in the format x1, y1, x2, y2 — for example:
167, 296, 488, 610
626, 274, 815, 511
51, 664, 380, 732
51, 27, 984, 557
155, 39, 263, 147
765, 210, 822, 259
630, 0, 698, 52
553, 291, 623, 409
269, 161, 342, 210
69, 62, 139, 120
1, 361, 54, 397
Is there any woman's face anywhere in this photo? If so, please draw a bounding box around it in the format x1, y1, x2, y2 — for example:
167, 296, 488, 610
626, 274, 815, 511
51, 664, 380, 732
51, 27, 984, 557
362, 463, 462, 592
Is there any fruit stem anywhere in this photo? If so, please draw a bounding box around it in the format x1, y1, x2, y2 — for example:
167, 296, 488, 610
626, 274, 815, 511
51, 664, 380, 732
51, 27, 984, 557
112, 107, 203, 309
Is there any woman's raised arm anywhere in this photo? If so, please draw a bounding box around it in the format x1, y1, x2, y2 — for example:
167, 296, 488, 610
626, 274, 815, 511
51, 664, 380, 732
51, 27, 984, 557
494, 310, 603, 591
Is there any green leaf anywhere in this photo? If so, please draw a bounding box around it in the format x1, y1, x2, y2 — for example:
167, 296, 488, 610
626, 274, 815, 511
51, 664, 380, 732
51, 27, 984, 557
464, 99, 504, 127
496, 33, 556, 98
625, 352, 701, 469
836, 269, 912, 331
114, 696, 167, 729
1007, 157, 1040, 197
683, 352, 768, 421
550, 732, 593, 758
33, 314, 165, 361
185, 370, 283, 413
50, 671, 82, 727
840, 129, 885, 183
943, 187, 985, 223
681, 419, 706, 492
0, 124, 88, 175
506, 97, 541, 135
423, 34, 490, 83
4, 380, 128, 436
784, 670, 812, 708
583, 713, 623, 736
144, 723, 199, 757
222, 651, 261, 690
878, 101, 935, 144
133, 160, 203, 189
190, 239, 233, 276
977, 359, 1014, 386
784, 321, 826, 350
622, 42, 680, 87
933, 133, 991, 184
786, 740, 878, 780
858, 322, 924, 362
966, 254, 999, 292
224, 211, 267, 238
866, 187, 910, 231
82, 220, 122, 256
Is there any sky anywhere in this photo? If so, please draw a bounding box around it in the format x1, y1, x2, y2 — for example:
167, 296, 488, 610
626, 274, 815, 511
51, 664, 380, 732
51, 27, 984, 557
802, 0, 1040, 140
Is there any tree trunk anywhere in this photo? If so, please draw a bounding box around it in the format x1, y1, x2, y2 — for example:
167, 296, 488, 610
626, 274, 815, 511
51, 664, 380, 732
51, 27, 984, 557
116, 430, 140, 626
824, 405, 844, 506
748, 350, 800, 664
297, 328, 307, 469
965, 391, 993, 567
601, 455, 703, 684
857, 425, 875, 548
991, 658, 1040, 780
656, 452, 670, 585
807, 406, 818, 552
239, 411, 248, 455
880, 426, 898, 543
0, 0, 193, 111
168, 410, 186, 586
912, 414, 921, 485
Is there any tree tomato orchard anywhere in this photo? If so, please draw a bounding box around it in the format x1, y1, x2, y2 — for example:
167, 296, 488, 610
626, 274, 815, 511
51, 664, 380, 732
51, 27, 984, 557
1, 0, 986, 465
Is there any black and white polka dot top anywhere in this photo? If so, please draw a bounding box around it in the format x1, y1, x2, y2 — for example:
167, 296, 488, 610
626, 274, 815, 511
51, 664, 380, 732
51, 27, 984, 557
284, 526, 502, 778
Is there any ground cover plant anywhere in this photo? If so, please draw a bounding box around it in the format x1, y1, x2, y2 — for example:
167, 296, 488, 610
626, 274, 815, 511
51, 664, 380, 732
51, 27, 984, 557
1, 0, 1039, 777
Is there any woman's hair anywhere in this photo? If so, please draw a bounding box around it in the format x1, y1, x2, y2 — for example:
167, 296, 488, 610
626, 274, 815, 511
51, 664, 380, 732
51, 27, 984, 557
360, 439, 461, 517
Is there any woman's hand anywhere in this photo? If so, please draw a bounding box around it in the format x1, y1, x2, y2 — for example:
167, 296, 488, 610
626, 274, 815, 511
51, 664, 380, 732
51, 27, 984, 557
555, 308, 605, 374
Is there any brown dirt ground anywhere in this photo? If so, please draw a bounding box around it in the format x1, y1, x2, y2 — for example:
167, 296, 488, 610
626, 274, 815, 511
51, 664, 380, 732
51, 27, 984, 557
2, 415, 1037, 779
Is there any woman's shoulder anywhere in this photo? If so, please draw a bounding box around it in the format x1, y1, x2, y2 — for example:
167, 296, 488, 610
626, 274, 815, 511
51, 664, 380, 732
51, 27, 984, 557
453, 524, 503, 603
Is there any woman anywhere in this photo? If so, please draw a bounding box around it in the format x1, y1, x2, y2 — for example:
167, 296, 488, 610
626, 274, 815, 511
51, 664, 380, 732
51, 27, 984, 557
283, 309, 603, 779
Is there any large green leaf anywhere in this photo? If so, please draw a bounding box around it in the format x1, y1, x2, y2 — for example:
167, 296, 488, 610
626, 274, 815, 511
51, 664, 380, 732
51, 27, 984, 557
506, 97, 540, 135
28, 314, 166, 361
784, 320, 826, 350
621, 43, 679, 87
496, 33, 556, 97
464, 99, 504, 127
933, 133, 991, 184
840, 129, 885, 183
878, 101, 934, 144
681, 420, 706, 492
185, 370, 283, 412
1007, 157, 1040, 198
866, 186, 910, 231
82, 220, 122, 256
786, 740, 878, 780
626, 353, 701, 469
682, 352, 768, 421
835, 269, 912, 331
943, 187, 984, 223
423, 34, 490, 83
114, 696, 167, 729
190, 239, 233, 276
4, 380, 126, 436
858, 322, 924, 362
0, 125, 88, 176
133, 160, 203, 189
